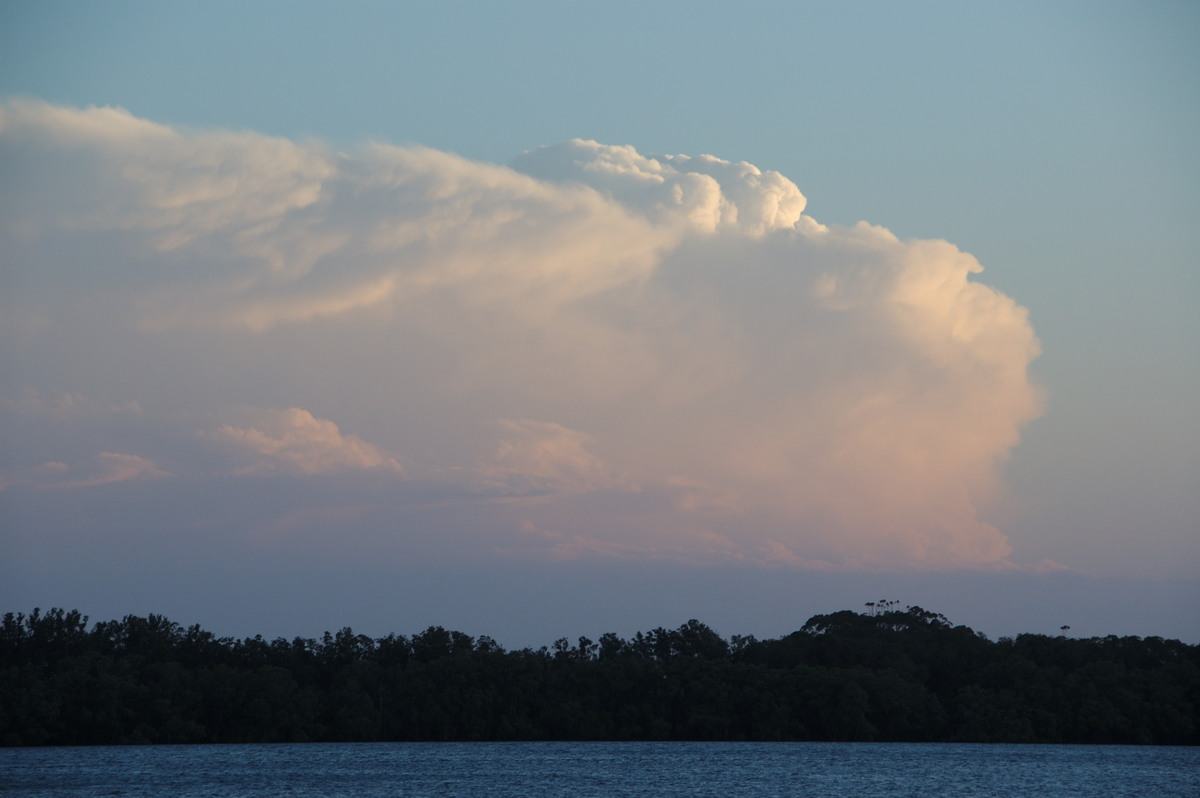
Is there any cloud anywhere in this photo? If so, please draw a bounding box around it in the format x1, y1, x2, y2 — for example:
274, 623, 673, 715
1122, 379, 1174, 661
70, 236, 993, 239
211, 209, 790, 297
511, 139, 815, 236
476, 419, 617, 497
29, 452, 170, 489
0, 101, 1043, 570
0, 98, 333, 249
210, 408, 404, 476
0, 389, 143, 418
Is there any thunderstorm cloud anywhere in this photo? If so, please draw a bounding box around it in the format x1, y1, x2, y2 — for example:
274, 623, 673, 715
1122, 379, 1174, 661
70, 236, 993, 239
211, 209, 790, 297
0, 101, 1043, 570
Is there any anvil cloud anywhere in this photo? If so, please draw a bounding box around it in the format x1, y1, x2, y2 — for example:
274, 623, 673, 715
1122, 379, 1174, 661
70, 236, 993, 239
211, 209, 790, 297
0, 102, 1043, 571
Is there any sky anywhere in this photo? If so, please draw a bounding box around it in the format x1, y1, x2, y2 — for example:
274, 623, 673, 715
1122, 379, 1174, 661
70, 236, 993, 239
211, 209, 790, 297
1, 1, 1197, 647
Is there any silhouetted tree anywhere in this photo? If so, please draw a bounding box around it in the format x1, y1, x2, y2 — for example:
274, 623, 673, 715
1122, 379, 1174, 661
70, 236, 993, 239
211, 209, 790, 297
1, 605, 1196, 746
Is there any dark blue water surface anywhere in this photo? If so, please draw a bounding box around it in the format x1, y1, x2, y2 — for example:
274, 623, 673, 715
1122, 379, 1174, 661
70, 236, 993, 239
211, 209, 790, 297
2, 741, 1197, 797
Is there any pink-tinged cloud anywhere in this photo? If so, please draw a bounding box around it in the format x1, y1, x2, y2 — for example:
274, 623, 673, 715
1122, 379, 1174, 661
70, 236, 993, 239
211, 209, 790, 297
0, 102, 1044, 570
211, 408, 403, 476
476, 419, 617, 498
32, 452, 170, 489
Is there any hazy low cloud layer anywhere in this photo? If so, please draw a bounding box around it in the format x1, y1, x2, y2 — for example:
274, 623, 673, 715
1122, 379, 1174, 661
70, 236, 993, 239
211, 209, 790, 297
211, 408, 404, 477
0, 102, 1043, 570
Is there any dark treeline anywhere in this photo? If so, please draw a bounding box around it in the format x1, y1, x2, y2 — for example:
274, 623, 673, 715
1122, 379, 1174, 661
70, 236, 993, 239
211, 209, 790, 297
2, 606, 1197, 746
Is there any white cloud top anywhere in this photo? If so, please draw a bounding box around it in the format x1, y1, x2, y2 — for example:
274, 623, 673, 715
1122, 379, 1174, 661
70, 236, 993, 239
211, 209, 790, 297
0, 102, 1043, 570
512, 139, 813, 236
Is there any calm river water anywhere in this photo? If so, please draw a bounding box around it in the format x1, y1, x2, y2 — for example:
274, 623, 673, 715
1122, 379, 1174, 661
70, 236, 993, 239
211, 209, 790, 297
2, 741, 1197, 797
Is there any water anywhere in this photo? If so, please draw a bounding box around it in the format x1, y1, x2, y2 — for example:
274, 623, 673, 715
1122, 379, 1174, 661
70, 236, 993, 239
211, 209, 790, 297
2, 741, 1197, 797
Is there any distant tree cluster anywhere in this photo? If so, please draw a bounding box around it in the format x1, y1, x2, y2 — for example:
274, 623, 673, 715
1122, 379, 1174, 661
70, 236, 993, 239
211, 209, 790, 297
2, 606, 1197, 746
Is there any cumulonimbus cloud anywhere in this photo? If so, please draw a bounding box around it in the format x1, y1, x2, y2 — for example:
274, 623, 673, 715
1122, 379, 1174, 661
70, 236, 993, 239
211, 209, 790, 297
0, 101, 1043, 569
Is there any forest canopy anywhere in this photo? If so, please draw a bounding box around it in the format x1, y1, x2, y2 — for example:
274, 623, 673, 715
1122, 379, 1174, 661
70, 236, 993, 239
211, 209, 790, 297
2, 606, 1196, 746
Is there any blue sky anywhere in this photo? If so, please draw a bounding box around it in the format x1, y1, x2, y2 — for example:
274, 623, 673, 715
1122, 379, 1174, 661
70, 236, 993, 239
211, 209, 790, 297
1, 1, 1197, 646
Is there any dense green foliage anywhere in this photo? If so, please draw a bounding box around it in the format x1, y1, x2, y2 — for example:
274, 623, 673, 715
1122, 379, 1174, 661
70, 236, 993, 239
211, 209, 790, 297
2, 606, 1197, 746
